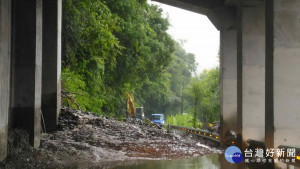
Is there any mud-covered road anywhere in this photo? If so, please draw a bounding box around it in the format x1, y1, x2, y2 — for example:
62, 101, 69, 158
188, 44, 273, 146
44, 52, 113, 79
0, 108, 221, 169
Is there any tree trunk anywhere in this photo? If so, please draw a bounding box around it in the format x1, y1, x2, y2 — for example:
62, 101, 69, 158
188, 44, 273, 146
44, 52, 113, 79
180, 82, 185, 114
193, 98, 198, 128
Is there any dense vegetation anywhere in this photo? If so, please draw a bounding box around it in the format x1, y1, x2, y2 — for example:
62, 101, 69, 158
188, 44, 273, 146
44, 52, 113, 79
166, 113, 202, 128
62, 0, 220, 126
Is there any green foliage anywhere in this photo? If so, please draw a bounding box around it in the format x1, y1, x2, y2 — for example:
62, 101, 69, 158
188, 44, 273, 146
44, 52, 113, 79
165, 67, 220, 129
185, 67, 220, 124
198, 68, 220, 123
62, 0, 175, 115
137, 42, 196, 117
62, 0, 220, 124
62, 0, 121, 114
166, 114, 202, 128
62, 68, 104, 113
187, 77, 203, 127
163, 42, 196, 115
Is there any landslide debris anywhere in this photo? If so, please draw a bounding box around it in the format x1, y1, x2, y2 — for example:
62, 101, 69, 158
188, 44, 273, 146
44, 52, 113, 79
0, 107, 221, 169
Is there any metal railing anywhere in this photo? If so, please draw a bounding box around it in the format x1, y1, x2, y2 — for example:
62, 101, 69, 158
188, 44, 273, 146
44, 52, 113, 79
169, 124, 220, 142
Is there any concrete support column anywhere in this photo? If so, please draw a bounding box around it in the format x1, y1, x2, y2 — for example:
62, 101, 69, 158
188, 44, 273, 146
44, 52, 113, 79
11, 0, 42, 148
241, 2, 265, 147
0, 0, 11, 161
266, 0, 300, 168
236, 0, 243, 148
220, 29, 237, 146
42, 0, 62, 131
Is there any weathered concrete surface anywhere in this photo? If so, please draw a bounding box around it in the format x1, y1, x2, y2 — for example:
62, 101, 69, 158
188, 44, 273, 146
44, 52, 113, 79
272, 0, 300, 168
42, 0, 62, 131
241, 3, 265, 146
0, 0, 11, 161
11, 0, 42, 148
220, 29, 237, 146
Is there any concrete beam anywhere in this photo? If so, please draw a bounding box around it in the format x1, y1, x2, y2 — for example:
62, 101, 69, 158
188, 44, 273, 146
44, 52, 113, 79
151, 0, 236, 30
225, 0, 237, 6
220, 29, 237, 146
207, 6, 236, 30
151, 0, 218, 15
42, 0, 62, 131
11, 0, 42, 148
241, 2, 265, 147
225, 0, 265, 7
0, 0, 11, 161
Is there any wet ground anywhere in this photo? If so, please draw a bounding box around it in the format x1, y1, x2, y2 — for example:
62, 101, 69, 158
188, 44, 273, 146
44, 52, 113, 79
0, 108, 221, 169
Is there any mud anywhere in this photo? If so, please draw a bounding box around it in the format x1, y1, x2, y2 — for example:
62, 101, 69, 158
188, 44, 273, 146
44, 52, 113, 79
0, 107, 221, 169
208, 121, 220, 133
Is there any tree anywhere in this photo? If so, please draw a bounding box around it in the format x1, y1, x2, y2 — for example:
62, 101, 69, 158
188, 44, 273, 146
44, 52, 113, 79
187, 77, 203, 127
137, 41, 197, 117
62, 0, 176, 116
199, 68, 220, 123
184, 67, 220, 126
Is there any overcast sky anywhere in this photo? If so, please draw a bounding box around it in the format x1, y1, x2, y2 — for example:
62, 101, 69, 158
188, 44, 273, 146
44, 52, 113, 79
148, 1, 220, 75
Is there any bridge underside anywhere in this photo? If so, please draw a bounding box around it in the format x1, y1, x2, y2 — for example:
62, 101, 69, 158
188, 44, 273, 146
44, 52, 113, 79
153, 0, 300, 168
153, 0, 237, 30
1, 0, 300, 168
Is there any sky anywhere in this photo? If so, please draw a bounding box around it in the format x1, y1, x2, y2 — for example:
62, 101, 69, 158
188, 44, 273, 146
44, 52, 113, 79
148, 1, 220, 74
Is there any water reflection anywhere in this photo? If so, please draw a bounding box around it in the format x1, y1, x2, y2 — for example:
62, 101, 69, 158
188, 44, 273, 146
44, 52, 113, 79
65, 153, 277, 169
109, 153, 275, 169
112, 154, 220, 169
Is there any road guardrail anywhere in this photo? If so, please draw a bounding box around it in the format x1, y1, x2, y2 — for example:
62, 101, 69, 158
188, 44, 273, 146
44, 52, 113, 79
169, 124, 220, 143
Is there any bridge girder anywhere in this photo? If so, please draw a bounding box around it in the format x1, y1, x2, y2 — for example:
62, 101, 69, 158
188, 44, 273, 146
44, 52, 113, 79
151, 0, 236, 30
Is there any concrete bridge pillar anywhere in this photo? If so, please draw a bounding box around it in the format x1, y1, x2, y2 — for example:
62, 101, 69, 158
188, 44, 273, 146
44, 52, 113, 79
0, 0, 11, 161
241, 1, 266, 148
10, 0, 43, 148
220, 29, 237, 146
266, 0, 300, 168
42, 0, 62, 131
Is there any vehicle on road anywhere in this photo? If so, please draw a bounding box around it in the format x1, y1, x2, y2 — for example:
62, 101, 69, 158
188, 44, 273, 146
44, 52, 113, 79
151, 114, 165, 126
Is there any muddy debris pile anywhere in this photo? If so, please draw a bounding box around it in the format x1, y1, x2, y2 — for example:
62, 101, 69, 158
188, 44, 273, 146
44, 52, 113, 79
0, 107, 221, 168
0, 130, 50, 169
208, 121, 220, 133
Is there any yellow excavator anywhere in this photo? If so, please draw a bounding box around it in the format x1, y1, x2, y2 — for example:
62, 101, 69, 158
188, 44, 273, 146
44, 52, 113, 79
126, 93, 136, 118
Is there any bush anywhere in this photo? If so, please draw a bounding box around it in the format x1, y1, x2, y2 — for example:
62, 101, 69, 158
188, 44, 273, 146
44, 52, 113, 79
166, 113, 202, 128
